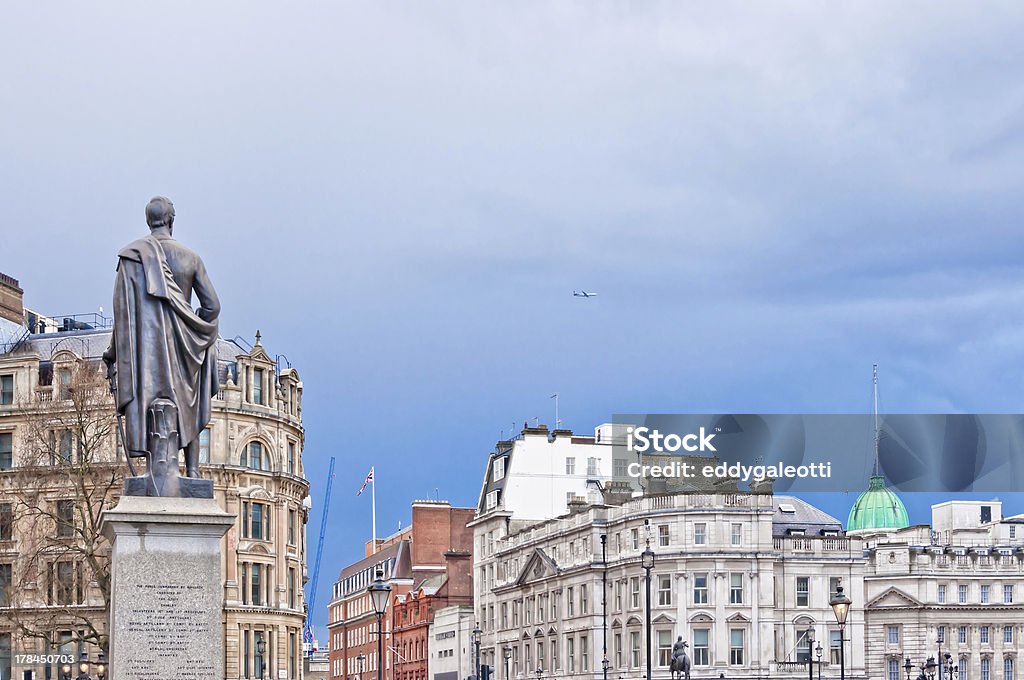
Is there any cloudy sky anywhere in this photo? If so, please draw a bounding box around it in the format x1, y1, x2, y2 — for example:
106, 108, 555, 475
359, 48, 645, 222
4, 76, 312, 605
4, 2, 1024, 637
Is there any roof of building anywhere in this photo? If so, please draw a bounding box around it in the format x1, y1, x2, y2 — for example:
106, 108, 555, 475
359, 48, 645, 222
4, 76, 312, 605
846, 475, 910, 533
772, 495, 844, 537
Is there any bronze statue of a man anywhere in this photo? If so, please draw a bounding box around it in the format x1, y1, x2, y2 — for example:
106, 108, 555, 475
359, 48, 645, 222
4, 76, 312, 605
103, 197, 220, 496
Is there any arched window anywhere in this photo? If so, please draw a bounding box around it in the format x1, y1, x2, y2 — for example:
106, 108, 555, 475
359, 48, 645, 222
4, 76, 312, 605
240, 441, 271, 471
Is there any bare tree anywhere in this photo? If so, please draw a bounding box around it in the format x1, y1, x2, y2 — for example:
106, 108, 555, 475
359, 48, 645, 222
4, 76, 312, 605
6, 356, 127, 655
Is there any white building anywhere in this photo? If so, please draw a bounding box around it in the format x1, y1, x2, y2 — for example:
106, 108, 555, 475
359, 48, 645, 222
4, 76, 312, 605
862, 500, 1024, 680
429, 605, 476, 680
469, 424, 868, 680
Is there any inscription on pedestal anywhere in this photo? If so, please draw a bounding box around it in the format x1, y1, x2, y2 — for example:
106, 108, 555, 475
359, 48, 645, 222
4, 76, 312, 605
122, 583, 218, 678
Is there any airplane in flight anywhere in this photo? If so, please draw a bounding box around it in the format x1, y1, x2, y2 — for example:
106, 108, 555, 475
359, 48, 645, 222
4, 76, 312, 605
573, 290, 598, 298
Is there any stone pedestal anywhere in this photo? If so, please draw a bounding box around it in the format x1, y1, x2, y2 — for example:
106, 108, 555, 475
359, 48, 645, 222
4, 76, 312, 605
100, 495, 234, 680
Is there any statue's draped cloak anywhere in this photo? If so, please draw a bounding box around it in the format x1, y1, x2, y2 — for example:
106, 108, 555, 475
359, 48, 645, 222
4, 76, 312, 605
111, 236, 218, 453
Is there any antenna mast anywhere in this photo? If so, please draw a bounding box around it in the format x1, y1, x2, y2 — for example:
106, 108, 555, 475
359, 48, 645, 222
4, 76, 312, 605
872, 363, 880, 477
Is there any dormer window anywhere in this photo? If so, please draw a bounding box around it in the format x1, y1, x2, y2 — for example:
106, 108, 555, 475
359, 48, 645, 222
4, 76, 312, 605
253, 368, 264, 405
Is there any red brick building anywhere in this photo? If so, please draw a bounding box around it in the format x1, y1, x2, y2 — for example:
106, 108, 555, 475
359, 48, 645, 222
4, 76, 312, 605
327, 501, 474, 680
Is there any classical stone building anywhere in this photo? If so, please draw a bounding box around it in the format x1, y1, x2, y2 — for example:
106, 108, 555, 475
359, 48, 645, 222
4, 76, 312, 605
861, 500, 1024, 680
0, 274, 310, 680
471, 426, 869, 680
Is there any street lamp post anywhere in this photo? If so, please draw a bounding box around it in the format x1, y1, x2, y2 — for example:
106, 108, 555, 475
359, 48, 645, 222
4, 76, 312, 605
829, 582, 852, 680
536, 665, 543, 680
641, 542, 655, 680
806, 627, 815, 680
940, 653, 960, 680
257, 636, 267, 679
368, 569, 393, 680
815, 642, 823, 680
358, 653, 366, 680
472, 625, 482, 680
906, 656, 938, 680
504, 646, 512, 680
602, 533, 609, 680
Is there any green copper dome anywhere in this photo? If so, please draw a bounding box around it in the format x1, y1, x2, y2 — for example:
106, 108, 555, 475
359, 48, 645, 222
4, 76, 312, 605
847, 476, 909, 533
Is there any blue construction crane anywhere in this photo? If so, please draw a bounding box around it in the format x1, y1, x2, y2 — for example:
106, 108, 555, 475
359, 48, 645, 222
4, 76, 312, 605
304, 455, 335, 657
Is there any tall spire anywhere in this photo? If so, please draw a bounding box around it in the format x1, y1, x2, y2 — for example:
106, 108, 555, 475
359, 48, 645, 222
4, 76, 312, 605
872, 363, 880, 477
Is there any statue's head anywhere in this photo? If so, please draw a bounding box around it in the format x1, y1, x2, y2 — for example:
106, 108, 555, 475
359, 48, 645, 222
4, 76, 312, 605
145, 196, 175, 232
677, 636, 683, 642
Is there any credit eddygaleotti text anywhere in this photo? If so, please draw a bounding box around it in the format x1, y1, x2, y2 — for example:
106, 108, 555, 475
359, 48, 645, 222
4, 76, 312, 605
624, 426, 832, 482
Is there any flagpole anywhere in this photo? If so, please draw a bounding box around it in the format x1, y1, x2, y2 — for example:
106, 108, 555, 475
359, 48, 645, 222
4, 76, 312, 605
371, 467, 377, 553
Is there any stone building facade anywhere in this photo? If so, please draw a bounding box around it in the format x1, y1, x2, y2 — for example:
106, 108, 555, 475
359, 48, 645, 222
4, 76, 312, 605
472, 489, 868, 680
862, 500, 1024, 680
0, 280, 310, 680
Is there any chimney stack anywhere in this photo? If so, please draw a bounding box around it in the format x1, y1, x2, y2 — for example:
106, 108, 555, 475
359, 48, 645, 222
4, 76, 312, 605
0, 272, 24, 324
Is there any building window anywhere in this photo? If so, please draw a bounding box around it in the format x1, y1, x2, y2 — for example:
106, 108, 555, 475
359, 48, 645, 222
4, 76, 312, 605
692, 629, 709, 666
567, 636, 574, 672
486, 490, 500, 510
1005, 657, 1014, 680
1005, 585, 1014, 604
242, 441, 270, 470
493, 457, 505, 481
983, 658, 991, 680
830, 631, 842, 665
694, 573, 708, 604
0, 433, 10, 470
253, 367, 264, 404
288, 567, 296, 609
1005, 626, 1014, 644
938, 626, 946, 644
0, 562, 11, 607
251, 563, 263, 605
580, 634, 589, 671
890, 659, 901, 680
551, 638, 558, 670
730, 574, 743, 604
797, 630, 811, 662
288, 509, 296, 545
614, 633, 623, 668
796, 577, 809, 607
694, 523, 706, 545
56, 500, 74, 538
630, 577, 641, 608
580, 584, 589, 614
630, 631, 641, 668
960, 626, 968, 645
938, 585, 946, 603
242, 501, 271, 540
567, 587, 574, 617
199, 428, 211, 464
631, 528, 640, 550
731, 523, 742, 546
888, 626, 900, 645
982, 585, 990, 603
0, 375, 12, 405
58, 368, 72, 400
48, 560, 82, 605
658, 575, 672, 606
960, 657, 968, 680
614, 458, 627, 477
981, 627, 990, 645
657, 631, 672, 667
658, 525, 670, 547
565, 457, 575, 475
289, 631, 297, 679
959, 584, 968, 603
730, 629, 744, 665
0, 503, 11, 541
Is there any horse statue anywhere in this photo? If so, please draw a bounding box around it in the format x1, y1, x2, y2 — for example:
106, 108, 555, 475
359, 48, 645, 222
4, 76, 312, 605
670, 637, 691, 680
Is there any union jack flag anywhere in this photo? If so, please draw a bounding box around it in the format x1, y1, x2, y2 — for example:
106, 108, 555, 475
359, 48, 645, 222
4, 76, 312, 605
356, 467, 374, 496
